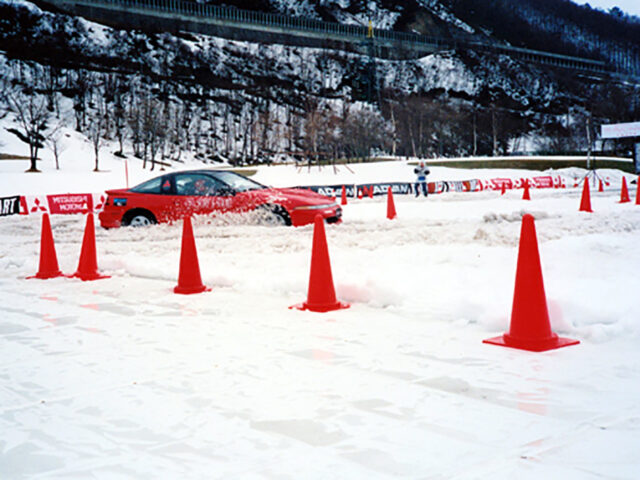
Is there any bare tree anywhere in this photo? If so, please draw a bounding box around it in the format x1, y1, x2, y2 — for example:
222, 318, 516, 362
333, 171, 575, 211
204, 99, 220, 161
46, 120, 66, 170
114, 99, 127, 157
472, 108, 478, 156
180, 102, 195, 159
88, 109, 105, 172
165, 102, 180, 161
192, 112, 203, 159
491, 104, 499, 156
165, 102, 192, 163
303, 104, 322, 165
4, 89, 49, 172
343, 106, 390, 162
284, 105, 299, 155
42, 65, 61, 117
239, 104, 257, 165
223, 103, 232, 159
72, 69, 92, 132
385, 99, 398, 157
148, 107, 167, 171
140, 96, 167, 171
128, 96, 143, 159
126, 76, 144, 158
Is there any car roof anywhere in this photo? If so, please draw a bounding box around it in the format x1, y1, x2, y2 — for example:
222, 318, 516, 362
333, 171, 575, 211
169, 169, 234, 176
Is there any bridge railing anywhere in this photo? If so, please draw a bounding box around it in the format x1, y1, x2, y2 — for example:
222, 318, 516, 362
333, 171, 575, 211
65, 0, 632, 75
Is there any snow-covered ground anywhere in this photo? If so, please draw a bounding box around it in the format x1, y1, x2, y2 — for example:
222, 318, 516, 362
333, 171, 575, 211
1, 134, 640, 478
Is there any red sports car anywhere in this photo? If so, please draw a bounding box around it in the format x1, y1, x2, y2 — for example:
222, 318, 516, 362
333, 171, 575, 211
98, 169, 341, 228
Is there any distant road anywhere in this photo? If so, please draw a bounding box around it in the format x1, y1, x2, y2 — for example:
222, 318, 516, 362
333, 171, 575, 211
40, 0, 637, 77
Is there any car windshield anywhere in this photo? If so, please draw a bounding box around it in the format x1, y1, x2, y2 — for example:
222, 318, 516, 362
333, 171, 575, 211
212, 171, 266, 192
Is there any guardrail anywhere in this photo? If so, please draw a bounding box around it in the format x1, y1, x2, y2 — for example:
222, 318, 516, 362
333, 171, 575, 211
48, 0, 634, 76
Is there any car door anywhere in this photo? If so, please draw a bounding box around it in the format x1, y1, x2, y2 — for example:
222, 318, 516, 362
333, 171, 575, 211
125, 174, 178, 223
172, 173, 234, 218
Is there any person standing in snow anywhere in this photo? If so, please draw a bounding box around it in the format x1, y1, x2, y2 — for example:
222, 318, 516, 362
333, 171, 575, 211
414, 161, 430, 197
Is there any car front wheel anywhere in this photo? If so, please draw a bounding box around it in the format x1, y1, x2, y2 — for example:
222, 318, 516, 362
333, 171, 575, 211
258, 204, 291, 226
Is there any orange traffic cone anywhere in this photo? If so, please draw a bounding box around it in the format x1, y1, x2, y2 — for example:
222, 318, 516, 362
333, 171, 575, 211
387, 187, 397, 220
636, 176, 640, 205
357, 188, 363, 199
483, 214, 579, 352
290, 215, 349, 312
71, 213, 110, 281
174, 216, 210, 294
620, 176, 630, 203
598, 179, 603, 192
522, 180, 531, 200
340, 185, 348, 206
28, 213, 64, 279
579, 178, 593, 212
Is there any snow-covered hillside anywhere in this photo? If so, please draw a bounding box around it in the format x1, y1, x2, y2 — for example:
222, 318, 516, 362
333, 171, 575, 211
1, 0, 639, 171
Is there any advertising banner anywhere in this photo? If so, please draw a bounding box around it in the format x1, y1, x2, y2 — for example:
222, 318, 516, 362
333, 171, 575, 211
531, 176, 554, 188
552, 176, 565, 188
601, 122, 640, 139
432, 179, 482, 193
298, 184, 356, 198
491, 178, 513, 190
47, 193, 94, 214
0, 196, 21, 216
356, 182, 413, 196
24, 195, 50, 214
298, 183, 414, 198
92, 193, 107, 212
18, 193, 106, 215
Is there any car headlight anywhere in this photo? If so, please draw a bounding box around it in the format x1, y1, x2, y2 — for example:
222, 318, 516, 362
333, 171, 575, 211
292, 203, 338, 211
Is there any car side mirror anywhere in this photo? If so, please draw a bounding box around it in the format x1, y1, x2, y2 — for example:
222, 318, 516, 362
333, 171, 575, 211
217, 187, 235, 197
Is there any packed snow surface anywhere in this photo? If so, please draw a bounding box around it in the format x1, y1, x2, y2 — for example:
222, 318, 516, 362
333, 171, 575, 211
1, 147, 639, 478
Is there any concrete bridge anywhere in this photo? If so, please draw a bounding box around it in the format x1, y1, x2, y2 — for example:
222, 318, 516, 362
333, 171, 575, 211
41, 0, 637, 78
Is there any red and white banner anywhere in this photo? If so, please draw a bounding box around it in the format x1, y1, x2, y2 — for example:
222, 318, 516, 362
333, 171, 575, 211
488, 178, 513, 190
436, 175, 569, 193
531, 176, 554, 188
19, 193, 106, 215
482, 175, 568, 191
47, 193, 93, 214
298, 175, 576, 198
